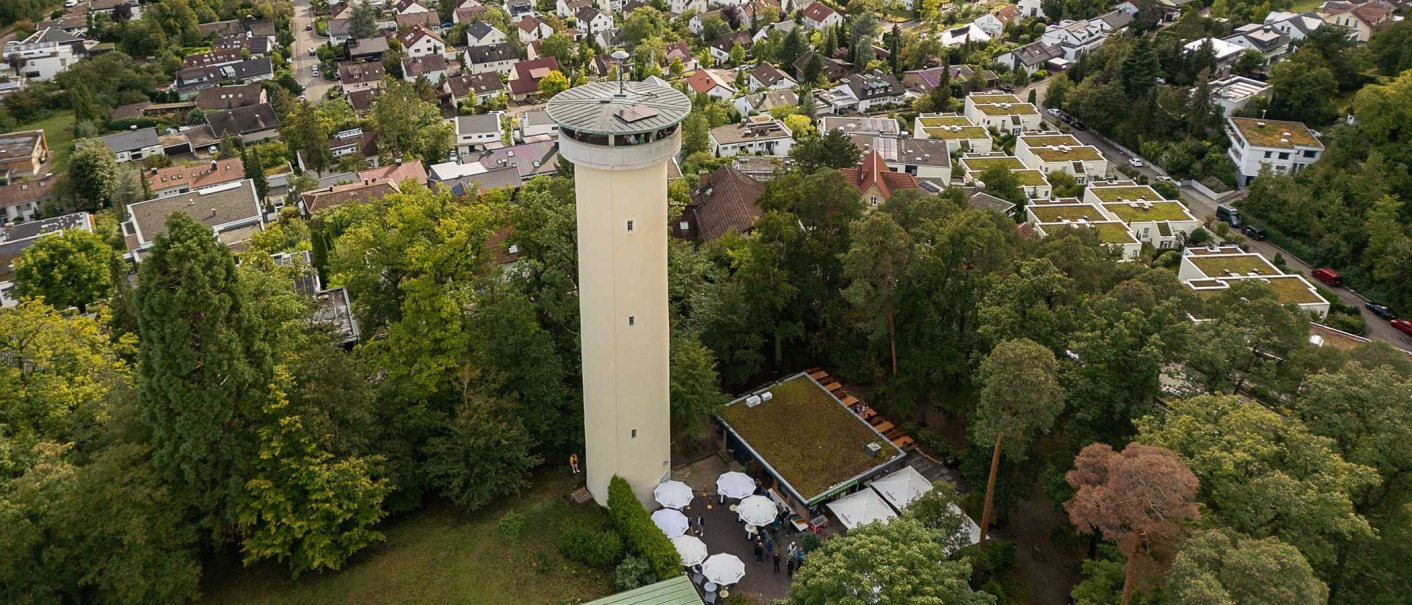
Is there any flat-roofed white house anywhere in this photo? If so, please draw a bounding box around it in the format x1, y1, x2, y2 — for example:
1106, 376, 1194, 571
1226, 117, 1323, 187
913, 113, 994, 154
709, 115, 794, 157
1014, 134, 1109, 184
1027, 201, 1142, 260
1085, 184, 1199, 250
963, 94, 1043, 135
1209, 76, 1271, 116
1177, 246, 1329, 318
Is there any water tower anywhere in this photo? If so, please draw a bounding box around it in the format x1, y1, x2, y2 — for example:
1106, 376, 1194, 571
545, 73, 691, 506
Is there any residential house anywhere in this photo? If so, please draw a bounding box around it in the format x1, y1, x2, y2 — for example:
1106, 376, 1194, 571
518, 16, 554, 43
939, 23, 992, 47
818, 116, 901, 138
1226, 117, 1323, 186
444, 72, 505, 106
465, 43, 519, 74
454, 1, 491, 23
143, 158, 246, 198
963, 93, 1043, 135
902, 64, 999, 93
174, 58, 274, 99
819, 72, 905, 114
557, 0, 593, 18
1040, 18, 1111, 61
0, 174, 57, 224
1019, 0, 1045, 18
1223, 23, 1290, 65
122, 180, 264, 261
455, 112, 505, 154
792, 51, 851, 82
346, 36, 391, 62
748, 62, 796, 90
466, 21, 508, 46
35, 14, 91, 37
182, 48, 246, 69
88, 0, 141, 20
0, 213, 94, 307
206, 103, 279, 144
347, 89, 380, 114
1083, 184, 1199, 249
752, 19, 796, 44
0, 130, 48, 178
1183, 38, 1245, 72
194, 83, 268, 112
269, 250, 361, 343
1209, 76, 1271, 116
469, 140, 560, 179
995, 40, 1064, 74
395, 0, 437, 17
913, 113, 994, 153
400, 24, 454, 60
672, 166, 765, 243
518, 109, 558, 142
396, 9, 441, 29
709, 31, 754, 65
1015, 133, 1109, 184
686, 69, 737, 100
709, 115, 794, 157
1319, 0, 1392, 41
211, 33, 277, 56
576, 7, 614, 34
968, 192, 1016, 216
102, 128, 163, 163
669, 0, 705, 14
324, 128, 378, 162
871, 136, 951, 182
689, 8, 742, 34
1097, 9, 1133, 32
974, 4, 1022, 36
959, 152, 1052, 199
731, 155, 795, 181
403, 55, 450, 82
801, 2, 842, 30
840, 150, 919, 208
507, 57, 561, 101
1263, 11, 1326, 40
3, 33, 86, 82
339, 61, 388, 92
300, 180, 398, 215
0, 77, 26, 99
734, 88, 799, 116
1177, 246, 1329, 317
506, 0, 535, 18
664, 41, 699, 71
1027, 201, 1141, 260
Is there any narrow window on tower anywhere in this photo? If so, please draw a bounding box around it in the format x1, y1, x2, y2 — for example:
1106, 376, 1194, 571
628, 315, 635, 326
626, 219, 635, 232
632, 429, 638, 438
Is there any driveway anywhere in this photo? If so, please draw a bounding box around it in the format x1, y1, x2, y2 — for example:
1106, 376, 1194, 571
291, 0, 335, 102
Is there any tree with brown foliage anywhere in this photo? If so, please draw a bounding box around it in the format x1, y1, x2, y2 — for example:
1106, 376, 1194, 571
1066, 443, 1200, 605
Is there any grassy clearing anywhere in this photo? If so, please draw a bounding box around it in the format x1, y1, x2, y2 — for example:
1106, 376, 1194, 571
18, 110, 76, 171
200, 471, 615, 605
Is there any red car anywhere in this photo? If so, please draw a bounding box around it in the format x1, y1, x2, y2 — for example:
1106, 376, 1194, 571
1392, 319, 1412, 337
1311, 267, 1343, 287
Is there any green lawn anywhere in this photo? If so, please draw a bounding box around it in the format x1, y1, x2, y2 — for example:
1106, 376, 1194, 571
18, 110, 76, 171
1290, 0, 1322, 12
200, 471, 616, 605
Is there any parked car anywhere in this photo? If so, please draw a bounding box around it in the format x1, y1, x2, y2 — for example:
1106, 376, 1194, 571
1391, 319, 1412, 337
1216, 204, 1242, 228
1069, 120, 1088, 131
1366, 302, 1397, 320
311, 67, 320, 77
1047, 108, 1063, 117
1242, 224, 1266, 240
1311, 267, 1343, 287
1128, 157, 1144, 168
309, 47, 317, 56
306, 24, 314, 31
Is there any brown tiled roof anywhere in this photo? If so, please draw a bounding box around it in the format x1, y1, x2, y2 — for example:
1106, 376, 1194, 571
359, 160, 428, 187
686, 69, 731, 94
674, 166, 765, 242
402, 54, 448, 78
396, 11, 441, 28
509, 57, 559, 95
486, 227, 521, 265
145, 157, 245, 191
751, 62, 791, 87
339, 61, 387, 85
445, 72, 504, 98
839, 150, 917, 198
802, 1, 835, 21
194, 83, 266, 111
302, 181, 397, 214
0, 175, 56, 209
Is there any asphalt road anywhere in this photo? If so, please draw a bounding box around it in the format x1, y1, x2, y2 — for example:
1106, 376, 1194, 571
1027, 87, 1411, 346
291, 0, 335, 102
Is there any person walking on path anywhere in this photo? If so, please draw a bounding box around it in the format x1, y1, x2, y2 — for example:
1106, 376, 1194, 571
765, 539, 774, 557
786, 557, 795, 577
569, 454, 579, 474
753, 541, 764, 563
772, 552, 781, 573
694, 514, 704, 537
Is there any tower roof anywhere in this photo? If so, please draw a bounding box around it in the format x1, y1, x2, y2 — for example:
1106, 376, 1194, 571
545, 81, 691, 136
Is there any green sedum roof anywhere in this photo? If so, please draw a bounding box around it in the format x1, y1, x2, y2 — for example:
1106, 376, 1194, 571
585, 576, 703, 605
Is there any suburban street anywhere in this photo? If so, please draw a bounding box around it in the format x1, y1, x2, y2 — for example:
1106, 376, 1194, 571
291, 0, 335, 101
1025, 87, 1411, 346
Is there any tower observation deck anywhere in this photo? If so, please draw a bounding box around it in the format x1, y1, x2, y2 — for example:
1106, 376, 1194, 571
546, 80, 690, 506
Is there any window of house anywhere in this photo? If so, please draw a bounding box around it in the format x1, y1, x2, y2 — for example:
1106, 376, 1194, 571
1278, 152, 1289, 160
1264, 151, 1272, 158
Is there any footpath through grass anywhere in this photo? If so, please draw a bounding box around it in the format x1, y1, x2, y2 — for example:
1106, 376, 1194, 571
200, 470, 615, 605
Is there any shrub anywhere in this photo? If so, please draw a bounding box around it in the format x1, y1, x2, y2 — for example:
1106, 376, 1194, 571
558, 526, 624, 567
800, 531, 823, 553
614, 555, 657, 591
607, 476, 682, 581
497, 511, 525, 543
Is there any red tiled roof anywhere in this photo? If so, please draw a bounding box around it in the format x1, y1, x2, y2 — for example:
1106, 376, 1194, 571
685, 69, 729, 94
302, 181, 397, 214
359, 160, 428, 187
145, 157, 246, 192
802, 1, 835, 21
839, 150, 917, 199
509, 57, 560, 94
486, 227, 521, 265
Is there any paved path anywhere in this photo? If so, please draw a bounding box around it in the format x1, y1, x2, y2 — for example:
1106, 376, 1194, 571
291, 0, 335, 102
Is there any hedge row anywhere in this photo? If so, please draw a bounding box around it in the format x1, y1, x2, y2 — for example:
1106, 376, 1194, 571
607, 476, 681, 581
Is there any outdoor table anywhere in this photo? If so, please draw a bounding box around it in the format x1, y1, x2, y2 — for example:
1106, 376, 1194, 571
873, 421, 895, 433
791, 517, 810, 532
704, 582, 718, 592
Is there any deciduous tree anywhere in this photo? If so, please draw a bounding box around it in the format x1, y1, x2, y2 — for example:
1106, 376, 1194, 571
1167, 529, 1326, 605
11, 228, 117, 313
790, 518, 996, 605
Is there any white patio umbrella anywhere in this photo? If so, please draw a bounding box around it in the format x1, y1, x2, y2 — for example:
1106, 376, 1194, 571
715, 471, 756, 499
654, 480, 694, 509
651, 508, 689, 538
736, 494, 778, 526
702, 553, 746, 585
672, 535, 709, 567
